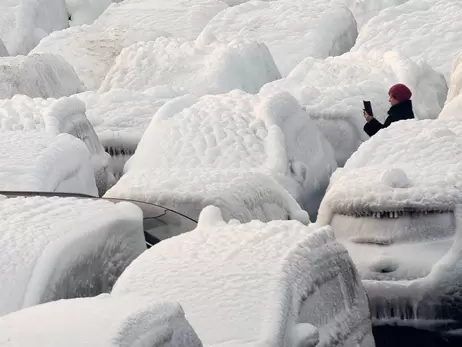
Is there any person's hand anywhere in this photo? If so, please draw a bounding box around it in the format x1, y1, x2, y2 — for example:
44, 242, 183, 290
363, 110, 373, 122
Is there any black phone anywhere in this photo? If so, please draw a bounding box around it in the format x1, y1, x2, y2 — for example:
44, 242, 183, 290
363, 100, 373, 117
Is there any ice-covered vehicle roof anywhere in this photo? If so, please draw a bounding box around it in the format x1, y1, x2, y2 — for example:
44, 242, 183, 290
197, 0, 357, 76
0, 196, 145, 317
99, 37, 281, 94
0, 54, 85, 99
0, 132, 97, 196
0, 294, 202, 347
112, 206, 374, 347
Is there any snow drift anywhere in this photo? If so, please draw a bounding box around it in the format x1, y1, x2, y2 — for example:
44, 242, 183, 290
0, 294, 202, 347
0, 132, 97, 195
112, 206, 375, 346
0, 53, 85, 99
197, 0, 357, 76
260, 50, 447, 165
99, 37, 281, 94
0, 196, 145, 317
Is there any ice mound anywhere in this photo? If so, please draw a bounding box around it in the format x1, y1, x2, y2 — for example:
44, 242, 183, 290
0, 196, 145, 316
0, 95, 112, 195
112, 206, 374, 346
260, 50, 447, 165
99, 37, 281, 94
439, 51, 462, 121
0, 132, 97, 195
197, 0, 357, 76
351, 0, 462, 81
66, 0, 112, 26
0, 39, 8, 56
0, 53, 85, 99
96, 0, 228, 40
0, 294, 202, 347
31, 23, 168, 90
0, 0, 68, 55
106, 91, 336, 220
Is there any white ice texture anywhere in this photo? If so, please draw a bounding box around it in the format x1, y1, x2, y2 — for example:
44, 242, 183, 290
0, 196, 145, 317
0, 39, 8, 57
351, 0, 462, 81
197, 0, 358, 76
0, 53, 85, 99
106, 91, 336, 221
439, 51, 462, 121
0, 0, 68, 55
260, 50, 448, 166
0, 132, 97, 196
0, 294, 202, 347
99, 37, 281, 94
0, 95, 112, 195
112, 206, 375, 347
66, 0, 112, 26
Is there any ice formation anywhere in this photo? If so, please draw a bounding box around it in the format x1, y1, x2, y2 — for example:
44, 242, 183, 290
197, 0, 357, 76
0, 53, 85, 99
0, 294, 202, 347
0, 95, 112, 195
439, 51, 462, 121
0, 39, 8, 56
99, 37, 281, 94
66, 0, 113, 26
112, 206, 375, 346
0, 132, 97, 196
0, 196, 145, 316
260, 50, 448, 166
105, 91, 336, 221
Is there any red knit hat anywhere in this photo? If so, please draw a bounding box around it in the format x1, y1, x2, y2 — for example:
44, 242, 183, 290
389, 84, 412, 102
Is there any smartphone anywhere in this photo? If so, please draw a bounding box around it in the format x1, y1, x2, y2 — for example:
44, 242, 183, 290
363, 100, 373, 117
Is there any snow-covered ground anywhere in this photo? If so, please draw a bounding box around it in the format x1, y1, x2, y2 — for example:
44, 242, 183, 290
112, 206, 375, 346
0, 132, 97, 195
0, 294, 202, 347
198, 0, 357, 76
0, 196, 145, 317
0, 54, 85, 99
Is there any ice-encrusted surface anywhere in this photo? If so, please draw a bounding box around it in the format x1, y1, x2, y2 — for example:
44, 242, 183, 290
112, 206, 374, 347
0, 132, 97, 196
0, 196, 145, 316
66, 0, 112, 26
351, 0, 462, 81
99, 37, 281, 94
0, 39, 8, 57
260, 50, 448, 165
439, 51, 462, 121
0, 54, 85, 99
197, 0, 357, 76
0, 294, 202, 347
0, 0, 68, 55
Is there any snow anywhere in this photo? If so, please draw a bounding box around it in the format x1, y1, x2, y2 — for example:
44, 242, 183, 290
197, 0, 357, 76
0, 132, 97, 196
439, 51, 462, 121
66, 0, 112, 26
0, 0, 68, 56
260, 50, 448, 166
112, 206, 374, 347
31, 23, 168, 90
99, 37, 281, 94
0, 196, 145, 317
0, 53, 85, 99
0, 95, 113, 195
0, 294, 202, 347
351, 0, 462, 81
105, 91, 336, 220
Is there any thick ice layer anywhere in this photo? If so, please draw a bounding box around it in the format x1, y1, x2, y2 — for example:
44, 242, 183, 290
66, 0, 112, 26
0, 196, 145, 316
112, 206, 374, 346
197, 0, 357, 76
0, 132, 97, 195
31, 23, 168, 90
95, 0, 228, 40
99, 37, 281, 94
260, 50, 448, 166
112, 91, 336, 219
0, 54, 85, 99
0, 0, 68, 55
0, 95, 112, 195
351, 0, 462, 81
439, 52, 462, 121
0, 294, 202, 347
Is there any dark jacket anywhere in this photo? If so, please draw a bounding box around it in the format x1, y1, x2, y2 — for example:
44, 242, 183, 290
364, 99, 414, 137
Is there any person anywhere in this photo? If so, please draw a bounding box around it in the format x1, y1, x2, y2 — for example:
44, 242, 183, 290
363, 83, 415, 137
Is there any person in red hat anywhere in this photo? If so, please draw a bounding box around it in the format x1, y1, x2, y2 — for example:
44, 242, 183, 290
363, 83, 415, 137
